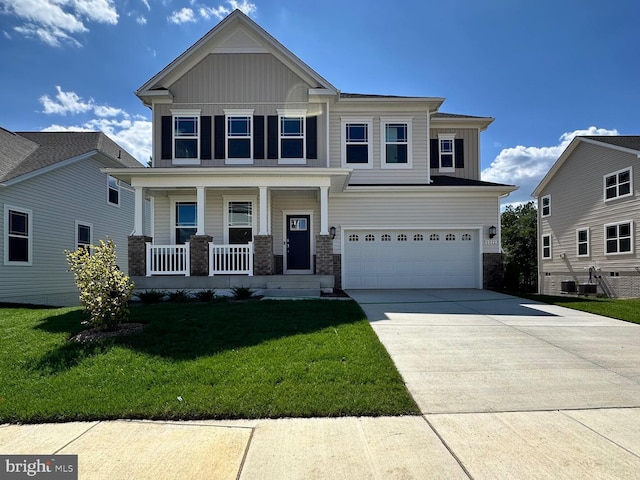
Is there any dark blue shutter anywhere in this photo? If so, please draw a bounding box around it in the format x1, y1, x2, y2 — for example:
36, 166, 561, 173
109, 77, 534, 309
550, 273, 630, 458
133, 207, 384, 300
214, 115, 225, 159
161, 116, 172, 160
306, 116, 317, 160
454, 139, 464, 168
200, 116, 212, 160
254, 115, 265, 159
430, 139, 439, 168
267, 115, 278, 159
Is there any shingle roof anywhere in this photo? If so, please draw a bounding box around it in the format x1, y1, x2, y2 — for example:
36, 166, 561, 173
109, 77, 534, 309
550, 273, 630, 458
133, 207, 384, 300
581, 135, 640, 152
0, 130, 142, 182
432, 112, 492, 120
340, 92, 420, 99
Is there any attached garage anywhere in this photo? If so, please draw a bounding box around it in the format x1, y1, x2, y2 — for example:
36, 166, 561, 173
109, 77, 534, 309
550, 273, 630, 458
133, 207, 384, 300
342, 229, 480, 289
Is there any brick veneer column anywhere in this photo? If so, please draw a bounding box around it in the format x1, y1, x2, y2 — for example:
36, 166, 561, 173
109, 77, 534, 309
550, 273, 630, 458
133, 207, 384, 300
128, 235, 152, 276
315, 234, 334, 275
253, 235, 273, 275
189, 235, 213, 276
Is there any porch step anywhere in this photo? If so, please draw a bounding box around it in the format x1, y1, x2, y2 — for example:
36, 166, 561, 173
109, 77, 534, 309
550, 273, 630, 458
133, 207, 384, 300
262, 288, 321, 299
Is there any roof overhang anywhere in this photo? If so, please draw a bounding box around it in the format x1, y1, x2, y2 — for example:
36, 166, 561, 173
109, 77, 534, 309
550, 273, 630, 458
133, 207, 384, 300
431, 115, 494, 131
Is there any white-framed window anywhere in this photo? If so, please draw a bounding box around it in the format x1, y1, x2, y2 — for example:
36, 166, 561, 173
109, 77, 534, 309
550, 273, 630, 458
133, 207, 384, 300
107, 175, 120, 206
75, 221, 92, 250
605, 221, 633, 255
278, 109, 306, 164
175, 202, 197, 244
576, 228, 589, 257
541, 234, 552, 259
604, 167, 632, 201
438, 134, 456, 173
225, 109, 254, 165
381, 118, 412, 169
341, 117, 373, 168
541, 195, 551, 217
224, 196, 256, 244
4, 205, 32, 266
172, 109, 201, 165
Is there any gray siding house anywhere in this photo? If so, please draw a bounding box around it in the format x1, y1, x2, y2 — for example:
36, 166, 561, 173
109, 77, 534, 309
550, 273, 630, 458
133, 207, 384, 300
533, 136, 640, 297
107, 10, 516, 293
0, 128, 143, 305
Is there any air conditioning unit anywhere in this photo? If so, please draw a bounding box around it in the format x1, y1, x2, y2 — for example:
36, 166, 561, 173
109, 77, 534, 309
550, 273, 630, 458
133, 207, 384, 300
560, 281, 576, 293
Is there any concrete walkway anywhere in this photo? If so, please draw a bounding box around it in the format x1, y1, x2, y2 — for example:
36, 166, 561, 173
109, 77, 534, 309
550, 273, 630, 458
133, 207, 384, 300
3, 289, 640, 478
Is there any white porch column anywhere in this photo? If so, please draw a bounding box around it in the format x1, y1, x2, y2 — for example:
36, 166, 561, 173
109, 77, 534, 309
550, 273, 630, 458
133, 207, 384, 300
196, 186, 205, 235
134, 186, 145, 235
320, 186, 329, 235
259, 186, 268, 235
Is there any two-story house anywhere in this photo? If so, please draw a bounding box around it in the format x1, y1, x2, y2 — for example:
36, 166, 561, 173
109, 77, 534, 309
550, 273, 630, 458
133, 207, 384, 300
106, 10, 516, 295
0, 127, 143, 306
533, 136, 640, 298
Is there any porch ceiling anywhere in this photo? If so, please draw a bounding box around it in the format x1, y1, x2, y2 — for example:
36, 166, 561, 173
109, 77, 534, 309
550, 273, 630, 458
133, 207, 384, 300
103, 167, 352, 192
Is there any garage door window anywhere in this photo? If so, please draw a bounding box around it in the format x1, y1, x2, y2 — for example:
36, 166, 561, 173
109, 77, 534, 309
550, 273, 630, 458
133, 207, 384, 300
462, 234, 472, 241
446, 234, 456, 241
365, 234, 375, 241
430, 234, 439, 241
414, 234, 424, 241
348, 234, 359, 242
381, 234, 391, 241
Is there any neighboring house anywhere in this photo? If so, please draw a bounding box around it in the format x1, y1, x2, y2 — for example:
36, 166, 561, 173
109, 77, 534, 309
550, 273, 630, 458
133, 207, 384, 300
0, 128, 143, 306
533, 136, 640, 298
107, 10, 516, 294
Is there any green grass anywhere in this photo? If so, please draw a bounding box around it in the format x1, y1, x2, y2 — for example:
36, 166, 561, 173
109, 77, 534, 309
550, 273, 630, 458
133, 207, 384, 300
519, 294, 640, 324
0, 300, 418, 423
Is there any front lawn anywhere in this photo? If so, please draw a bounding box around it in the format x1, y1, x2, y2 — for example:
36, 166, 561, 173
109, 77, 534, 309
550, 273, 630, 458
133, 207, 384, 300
0, 300, 418, 423
520, 294, 640, 324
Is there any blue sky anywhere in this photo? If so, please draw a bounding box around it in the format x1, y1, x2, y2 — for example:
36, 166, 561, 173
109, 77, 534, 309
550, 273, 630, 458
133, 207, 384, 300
1, 0, 638, 205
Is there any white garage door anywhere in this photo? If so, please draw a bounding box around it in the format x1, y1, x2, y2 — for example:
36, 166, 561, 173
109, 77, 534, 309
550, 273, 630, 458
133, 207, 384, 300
343, 229, 479, 289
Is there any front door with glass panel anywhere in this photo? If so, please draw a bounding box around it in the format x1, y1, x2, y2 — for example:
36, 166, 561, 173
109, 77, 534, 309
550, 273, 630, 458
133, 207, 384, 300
285, 214, 311, 272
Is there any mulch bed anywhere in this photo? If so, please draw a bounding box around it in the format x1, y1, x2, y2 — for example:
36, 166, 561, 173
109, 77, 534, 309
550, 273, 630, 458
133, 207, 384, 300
69, 323, 146, 343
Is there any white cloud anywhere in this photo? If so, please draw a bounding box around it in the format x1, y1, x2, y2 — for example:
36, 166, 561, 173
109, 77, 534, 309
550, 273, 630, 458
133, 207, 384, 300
140, 0, 150, 11
136, 15, 147, 25
482, 126, 619, 206
0, 0, 118, 47
186, 0, 257, 22
168, 7, 196, 24
39, 86, 127, 118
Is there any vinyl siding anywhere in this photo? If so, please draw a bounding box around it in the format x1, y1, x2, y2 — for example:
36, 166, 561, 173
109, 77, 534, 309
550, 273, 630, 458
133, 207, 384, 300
538, 142, 640, 279
429, 128, 480, 180
0, 158, 135, 306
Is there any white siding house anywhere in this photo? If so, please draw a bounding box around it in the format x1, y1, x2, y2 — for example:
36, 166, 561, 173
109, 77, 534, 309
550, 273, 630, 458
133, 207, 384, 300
107, 10, 517, 294
0, 128, 143, 305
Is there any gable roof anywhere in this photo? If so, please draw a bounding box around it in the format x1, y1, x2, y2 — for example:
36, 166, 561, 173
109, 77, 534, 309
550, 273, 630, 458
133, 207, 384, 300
532, 135, 640, 197
0, 129, 142, 184
136, 10, 338, 106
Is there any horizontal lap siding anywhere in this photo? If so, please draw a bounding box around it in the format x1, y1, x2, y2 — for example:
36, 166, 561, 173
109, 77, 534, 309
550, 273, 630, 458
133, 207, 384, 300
0, 159, 134, 305
539, 142, 640, 273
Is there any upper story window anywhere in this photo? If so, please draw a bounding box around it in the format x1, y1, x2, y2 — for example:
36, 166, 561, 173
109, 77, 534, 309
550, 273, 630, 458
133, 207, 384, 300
604, 167, 632, 201
107, 175, 120, 206
577, 228, 589, 257
225, 109, 254, 164
174, 116, 198, 160
382, 118, 412, 169
605, 221, 633, 255
341, 118, 373, 169
541, 195, 551, 217
438, 134, 456, 173
4, 205, 32, 265
541, 234, 552, 259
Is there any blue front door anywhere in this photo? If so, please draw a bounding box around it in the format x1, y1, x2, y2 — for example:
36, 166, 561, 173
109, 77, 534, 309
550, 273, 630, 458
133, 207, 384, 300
286, 215, 311, 271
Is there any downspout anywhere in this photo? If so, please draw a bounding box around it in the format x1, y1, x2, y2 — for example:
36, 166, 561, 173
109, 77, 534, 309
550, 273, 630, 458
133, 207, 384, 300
325, 100, 330, 168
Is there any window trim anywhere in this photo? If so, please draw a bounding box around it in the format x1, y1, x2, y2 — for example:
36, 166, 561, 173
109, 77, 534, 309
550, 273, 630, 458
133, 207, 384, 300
224, 109, 254, 165
541, 194, 551, 217
75, 221, 93, 250
576, 227, 590, 257
603, 166, 633, 202
381, 117, 412, 169
4, 205, 32, 266
107, 175, 120, 207
169, 195, 197, 245
604, 220, 634, 255
438, 133, 456, 173
541, 234, 552, 260
171, 109, 201, 166
341, 117, 373, 169
277, 109, 306, 165
223, 195, 257, 244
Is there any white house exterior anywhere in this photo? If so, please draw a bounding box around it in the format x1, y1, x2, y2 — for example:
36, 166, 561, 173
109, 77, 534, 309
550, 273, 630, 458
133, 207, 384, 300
533, 136, 640, 298
107, 10, 516, 293
0, 128, 143, 306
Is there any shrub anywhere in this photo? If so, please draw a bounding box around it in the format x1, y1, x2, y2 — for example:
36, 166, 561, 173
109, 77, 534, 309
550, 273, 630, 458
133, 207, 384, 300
65, 239, 134, 331
231, 286, 253, 300
136, 290, 167, 304
168, 290, 192, 303
193, 289, 216, 302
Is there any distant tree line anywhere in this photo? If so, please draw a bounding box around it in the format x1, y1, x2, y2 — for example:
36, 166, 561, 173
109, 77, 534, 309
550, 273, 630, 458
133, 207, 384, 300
501, 201, 538, 293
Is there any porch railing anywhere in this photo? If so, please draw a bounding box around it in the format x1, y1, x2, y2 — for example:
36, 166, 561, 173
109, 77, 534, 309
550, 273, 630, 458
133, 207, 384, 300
209, 242, 253, 276
146, 243, 190, 276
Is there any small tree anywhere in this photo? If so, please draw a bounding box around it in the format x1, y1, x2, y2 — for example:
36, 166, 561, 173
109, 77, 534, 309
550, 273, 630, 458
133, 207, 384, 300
65, 239, 134, 330
501, 201, 538, 292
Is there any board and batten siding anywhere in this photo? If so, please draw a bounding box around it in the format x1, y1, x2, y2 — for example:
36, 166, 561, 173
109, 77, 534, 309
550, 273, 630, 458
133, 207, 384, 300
539, 141, 640, 275
429, 128, 480, 180
0, 158, 135, 306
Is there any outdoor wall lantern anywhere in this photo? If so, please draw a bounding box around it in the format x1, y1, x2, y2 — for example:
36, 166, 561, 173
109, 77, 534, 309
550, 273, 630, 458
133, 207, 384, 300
488, 225, 497, 239
329, 226, 336, 240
